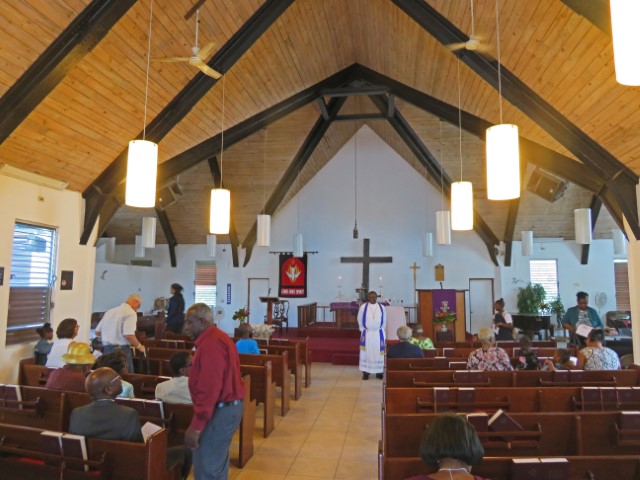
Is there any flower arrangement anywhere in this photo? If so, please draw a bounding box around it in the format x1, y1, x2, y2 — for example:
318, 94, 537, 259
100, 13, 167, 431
232, 307, 250, 323
433, 300, 456, 324
250, 323, 275, 339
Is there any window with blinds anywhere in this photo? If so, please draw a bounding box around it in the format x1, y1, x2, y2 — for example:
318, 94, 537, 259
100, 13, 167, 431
529, 259, 559, 302
194, 261, 217, 309
614, 261, 630, 310
7, 223, 57, 345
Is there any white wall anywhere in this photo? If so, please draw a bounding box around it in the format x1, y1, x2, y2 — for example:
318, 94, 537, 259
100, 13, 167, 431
0, 176, 97, 383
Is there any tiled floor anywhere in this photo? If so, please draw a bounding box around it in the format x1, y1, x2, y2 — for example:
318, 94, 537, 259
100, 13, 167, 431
228, 363, 382, 480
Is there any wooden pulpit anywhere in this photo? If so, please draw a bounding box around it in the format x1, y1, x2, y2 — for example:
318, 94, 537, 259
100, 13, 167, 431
417, 289, 467, 342
259, 296, 279, 325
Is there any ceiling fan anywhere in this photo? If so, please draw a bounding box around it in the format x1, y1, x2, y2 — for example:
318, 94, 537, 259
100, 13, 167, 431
153, 9, 221, 79
446, 0, 491, 54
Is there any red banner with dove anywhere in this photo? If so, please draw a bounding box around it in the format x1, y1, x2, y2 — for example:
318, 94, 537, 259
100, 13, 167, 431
279, 254, 308, 298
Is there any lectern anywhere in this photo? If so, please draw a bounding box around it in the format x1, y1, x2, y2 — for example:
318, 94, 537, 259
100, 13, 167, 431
260, 296, 279, 325
417, 289, 466, 342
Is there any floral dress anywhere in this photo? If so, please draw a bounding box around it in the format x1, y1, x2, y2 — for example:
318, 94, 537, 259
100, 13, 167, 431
466, 346, 514, 371
580, 346, 621, 370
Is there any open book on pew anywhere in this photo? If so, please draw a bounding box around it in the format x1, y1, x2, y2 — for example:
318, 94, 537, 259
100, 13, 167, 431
40, 431, 88, 471
488, 409, 525, 442
0, 384, 23, 409
510, 457, 569, 480
466, 412, 488, 432
115, 398, 165, 425
141, 421, 163, 442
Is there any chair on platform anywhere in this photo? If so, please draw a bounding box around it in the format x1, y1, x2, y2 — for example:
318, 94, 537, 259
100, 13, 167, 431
272, 300, 289, 334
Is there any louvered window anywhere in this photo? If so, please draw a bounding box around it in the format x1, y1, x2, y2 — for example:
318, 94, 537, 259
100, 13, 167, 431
194, 261, 217, 309
7, 223, 57, 345
529, 259, 559, 302
614, 261, 630, 310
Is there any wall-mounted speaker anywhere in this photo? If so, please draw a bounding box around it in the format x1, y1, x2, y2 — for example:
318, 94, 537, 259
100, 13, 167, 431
156, 181, 184, 210
527, 169, 568, 202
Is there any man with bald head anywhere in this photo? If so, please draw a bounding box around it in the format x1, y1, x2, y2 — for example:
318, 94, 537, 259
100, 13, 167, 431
69, 367, 142, 441
96, 294, 146, 372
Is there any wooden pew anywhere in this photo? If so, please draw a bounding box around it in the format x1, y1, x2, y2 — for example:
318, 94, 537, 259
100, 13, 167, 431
0, 423, 177, 480
268, 337, 312, 387
0, 385, 65, 431
240, 352, 290, 416
261, 343, 302, 400
240, 363, 276, 437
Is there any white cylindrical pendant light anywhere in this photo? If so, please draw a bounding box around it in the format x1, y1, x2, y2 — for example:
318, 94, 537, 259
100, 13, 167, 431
293, 233, 304, 258
423, 232, 434, 257
206, 234, 217, 258
610, 0, 640, 86
574, 208, 592, 244
613, 228, 627, 256
125, 140, 158, 208
141, 216, 156, 248
486, 124, 520, 200
436, 211, 452, 245
134, 235, 145, 258
210, 188, 230, 234
257, 214, 271, 247
521, 230, 533, 256
451, 181, 473, 231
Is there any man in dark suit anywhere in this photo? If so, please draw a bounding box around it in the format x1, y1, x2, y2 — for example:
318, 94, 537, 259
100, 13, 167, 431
70, 367, 191, 478
387, 325, 425, 359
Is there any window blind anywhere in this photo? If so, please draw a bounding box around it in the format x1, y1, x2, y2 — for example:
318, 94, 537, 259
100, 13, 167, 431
614, 261, 630, 310
529, 259, 559, 302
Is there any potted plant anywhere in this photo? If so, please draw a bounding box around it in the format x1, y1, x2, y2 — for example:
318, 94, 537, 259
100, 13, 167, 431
516, 283, 547, 314
433, 300, 456, 332
232, 307, 250, 324
548, 297, 566, 327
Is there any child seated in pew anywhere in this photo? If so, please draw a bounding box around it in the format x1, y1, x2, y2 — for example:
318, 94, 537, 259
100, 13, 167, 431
405, 413, 488, 480
95, 351, 135, 398
515, 336, 539, 370
235, 323, 260, 355
34, 322, 54, 365
543, 348, 576, 371
155, 351, 192, 404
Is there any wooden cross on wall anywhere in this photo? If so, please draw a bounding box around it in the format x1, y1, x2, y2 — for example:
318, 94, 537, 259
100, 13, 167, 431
340, 238, 392, 293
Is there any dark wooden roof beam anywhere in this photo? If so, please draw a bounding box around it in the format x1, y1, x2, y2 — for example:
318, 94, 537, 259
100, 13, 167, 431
155, 208, 177, 267
320, 86, 389, 97
334, 113, 387, 122
560, 0, 611, 34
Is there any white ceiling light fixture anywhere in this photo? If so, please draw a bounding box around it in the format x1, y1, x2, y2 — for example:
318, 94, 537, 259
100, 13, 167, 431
206, 234, 217, 258
451, 60, 474, 231
256, 127, 271, 247
423, 232, 434, 257
126, 0, 158, 208
134, 235, 145, 258
436, 121, 452, 245
521, 230, 533, 256
141, 216, 157, 248
0, 163, 69, 190
610, 0, 640, 86
612, 228, 627, 256
574, 208, 592, 244
210, 75, 231, 235
486, 0, 520, 201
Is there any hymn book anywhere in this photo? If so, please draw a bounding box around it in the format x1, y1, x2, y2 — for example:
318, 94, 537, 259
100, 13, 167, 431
488, 409, 525, 441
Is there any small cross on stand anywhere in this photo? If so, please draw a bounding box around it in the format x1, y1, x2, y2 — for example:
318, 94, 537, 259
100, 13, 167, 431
340, 239, 393, 294
410, 262, 420, 306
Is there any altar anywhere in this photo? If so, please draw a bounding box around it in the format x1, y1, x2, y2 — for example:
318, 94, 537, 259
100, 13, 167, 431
328, 302, 406, 337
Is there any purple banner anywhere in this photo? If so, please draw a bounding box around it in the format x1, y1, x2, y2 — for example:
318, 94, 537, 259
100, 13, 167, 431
433, 289, 457, 318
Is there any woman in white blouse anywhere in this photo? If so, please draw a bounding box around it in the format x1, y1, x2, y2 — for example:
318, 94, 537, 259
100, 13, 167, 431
45, 318, 79, 368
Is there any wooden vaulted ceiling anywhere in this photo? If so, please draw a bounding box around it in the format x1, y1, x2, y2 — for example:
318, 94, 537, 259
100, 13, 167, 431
0, 0, 637, 267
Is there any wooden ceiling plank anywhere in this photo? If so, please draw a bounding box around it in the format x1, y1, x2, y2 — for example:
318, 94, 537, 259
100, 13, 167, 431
560, 0, 611, 34
80, 0, 295, 245
386, 1, 640, 238
241, 96, 348, 264
0, 0, 136, 144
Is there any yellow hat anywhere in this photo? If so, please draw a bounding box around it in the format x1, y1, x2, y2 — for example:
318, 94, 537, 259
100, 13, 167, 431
61, 342, 95, 365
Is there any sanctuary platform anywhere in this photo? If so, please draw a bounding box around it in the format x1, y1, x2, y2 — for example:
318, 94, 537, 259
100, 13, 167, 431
273, 327, 360, 365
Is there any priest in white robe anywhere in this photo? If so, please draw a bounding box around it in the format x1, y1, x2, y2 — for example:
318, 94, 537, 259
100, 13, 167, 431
357, 290, 386, 380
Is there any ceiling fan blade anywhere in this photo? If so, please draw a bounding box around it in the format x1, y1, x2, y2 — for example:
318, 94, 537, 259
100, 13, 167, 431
152, 57, 190, 63
445, 42, 467, 51
197, 42, 216, 60
198, 63, 222, 79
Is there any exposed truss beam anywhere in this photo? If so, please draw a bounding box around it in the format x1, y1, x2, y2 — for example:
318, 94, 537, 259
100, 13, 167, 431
369, 93, 500, 266
320, 86, 388, 97
241, 96, 348, 266
503, 198, 521, 267
316, 98, 330, 121
81, 64, 355, 245
560, 0, 610, 34
334, 113, 386, 122
580, 195, 603, 265
353, 65, 627, 234
0, 0, 136, 144
390, 0, 639, 239
208, 156, 239, 268
81, 0, 294, 244
155, 208, 177, 267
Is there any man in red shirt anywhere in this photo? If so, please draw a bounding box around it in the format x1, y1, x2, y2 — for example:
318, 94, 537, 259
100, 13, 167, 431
184, 303, 245, 480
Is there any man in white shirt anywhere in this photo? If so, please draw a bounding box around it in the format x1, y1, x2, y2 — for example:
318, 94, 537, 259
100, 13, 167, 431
95, 294, 146, 372
156, 351, 192, 404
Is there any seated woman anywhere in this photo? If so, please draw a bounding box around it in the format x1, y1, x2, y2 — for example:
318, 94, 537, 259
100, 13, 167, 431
46, 318, 79, 368
543, 348, 576, 371
515, 336, 538, 370
577, 329, 621, 370
409, 325, 434, 350
466, 327, 513, 371
405, 413, 487, 480
95, 351, 135, 398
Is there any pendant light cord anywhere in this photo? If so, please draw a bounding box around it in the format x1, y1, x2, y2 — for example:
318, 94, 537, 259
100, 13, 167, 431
220, 74, 225, 187
495, 0, 503, 124
354, 130, 358, 227
439, 120, 444, 211
457, 60, 463, 181
142, 0, 154, 140
297, 166, 301, 231
262, 127, 267, 214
